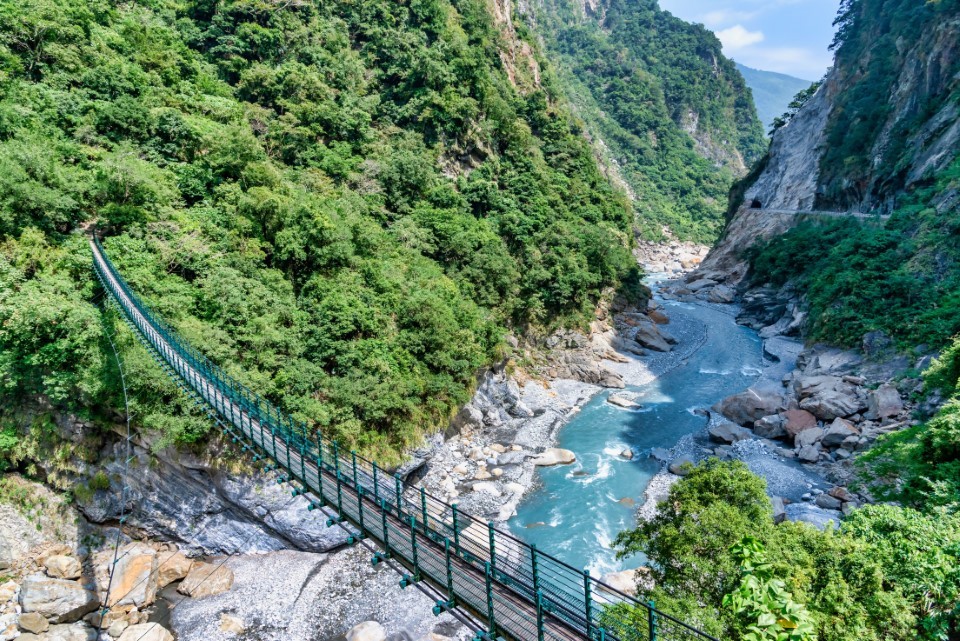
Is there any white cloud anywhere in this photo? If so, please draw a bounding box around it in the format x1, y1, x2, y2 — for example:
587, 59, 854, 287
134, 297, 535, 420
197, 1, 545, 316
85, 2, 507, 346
699, 9, 759, 28
731, 46, 832, 79
716, 25, 765, 50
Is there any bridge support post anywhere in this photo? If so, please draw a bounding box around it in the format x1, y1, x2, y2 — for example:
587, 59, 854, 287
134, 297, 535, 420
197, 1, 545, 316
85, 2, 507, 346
420, 488, 429, 535
536, 589, 545, 641
648, 600, 658, 641
451, 504, 461, 552
487, 522, 496, 574
394, 474, 403, 519
484, 561, 496, 639
584, 569, 593, 638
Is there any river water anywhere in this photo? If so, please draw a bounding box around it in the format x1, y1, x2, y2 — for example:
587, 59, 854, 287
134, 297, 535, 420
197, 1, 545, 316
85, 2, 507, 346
507, 292, 813, 576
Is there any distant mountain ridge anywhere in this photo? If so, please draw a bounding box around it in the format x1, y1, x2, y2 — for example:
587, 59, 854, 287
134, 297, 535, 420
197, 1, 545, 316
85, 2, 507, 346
521, 0, 768, 242
736, 63, 813, 132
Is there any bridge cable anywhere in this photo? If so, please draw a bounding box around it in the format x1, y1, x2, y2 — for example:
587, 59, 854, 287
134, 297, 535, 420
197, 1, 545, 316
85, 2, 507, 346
95, 308, 135, 636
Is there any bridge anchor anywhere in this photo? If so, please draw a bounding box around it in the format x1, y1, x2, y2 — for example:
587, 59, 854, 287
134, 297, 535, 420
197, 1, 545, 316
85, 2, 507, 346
432, 599, 456, 616
398, 573, 421, 589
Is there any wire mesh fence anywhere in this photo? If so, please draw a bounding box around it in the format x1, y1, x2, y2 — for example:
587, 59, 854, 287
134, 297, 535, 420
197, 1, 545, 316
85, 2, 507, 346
91, 236, 720, 641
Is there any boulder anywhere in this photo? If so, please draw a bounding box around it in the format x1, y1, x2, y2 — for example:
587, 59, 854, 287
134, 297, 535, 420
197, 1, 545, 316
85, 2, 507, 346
713, 389, 784, 426
753, 414, 787, 440
40, 624, 97, 641
177, 563, 234, 599
599, 569, 647, 596
598, 366, 626, 389
797, 445, 820, 463
648, 309, 670, 324
708, 285, 735, 304
686, 278, 717, 292
820, 418, 859, 449
107, 621, 129, 638
620, 449, 634, 460
828, 486, 856, 503
346, 621, 387, 641
781, 409, 818, 439
156, 549, 193, 589
668, 456, 695, 476
532, 449, 576, 466
471, 482, 501, 497
18, 612, 49, 634
44, 556, 82, 580
815, 494, 843, 510
632, 319, 672, 353
19, 575, 99, 624
794, 375, 863, 420
708, 421, 752, 444
607, 396, 640, 410
117, 623, 174, 641
795, 427, 824, 449
95, 543, 158, 608
865, 384, 903, 420
219, 614, 245, 635
784, 503, 841, 531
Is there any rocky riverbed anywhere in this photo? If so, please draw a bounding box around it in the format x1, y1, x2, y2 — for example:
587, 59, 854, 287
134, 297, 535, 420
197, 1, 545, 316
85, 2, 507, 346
0, 238, 934, 641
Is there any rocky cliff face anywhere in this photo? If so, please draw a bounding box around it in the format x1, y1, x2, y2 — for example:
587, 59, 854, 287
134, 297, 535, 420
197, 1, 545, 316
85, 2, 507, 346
701, 7, 960, 284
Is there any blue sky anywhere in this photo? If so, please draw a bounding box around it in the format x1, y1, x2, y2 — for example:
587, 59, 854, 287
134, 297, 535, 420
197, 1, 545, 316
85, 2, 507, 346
658, 0, 839, 80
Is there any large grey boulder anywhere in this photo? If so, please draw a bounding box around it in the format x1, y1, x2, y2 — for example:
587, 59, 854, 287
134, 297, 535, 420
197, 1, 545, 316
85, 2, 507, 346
668, 456, 696, 476
632, 318, 672, 353
753, 415, 787, 440
713, 388, 784, 426
532, 449, 576, 466
865, 384, 903, 420
795, 428, 824, 449
820, 418, 860, 449
794, 375, 863, 420
797, 445, 820, 463
19, 575, 98, 623
708, 421, 752, 444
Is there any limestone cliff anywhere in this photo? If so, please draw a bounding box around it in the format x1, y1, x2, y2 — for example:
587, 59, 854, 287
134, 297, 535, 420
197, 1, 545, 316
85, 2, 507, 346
702, 2, 960, 283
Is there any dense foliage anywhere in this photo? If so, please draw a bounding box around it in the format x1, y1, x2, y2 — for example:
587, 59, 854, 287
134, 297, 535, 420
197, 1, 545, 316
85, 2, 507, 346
0, 0, 644, 461
819, 0, 960, 207
527, 0, 766, 242
615, 460, 960, 641
746, 158, 960, 349
861, 340, 960, 509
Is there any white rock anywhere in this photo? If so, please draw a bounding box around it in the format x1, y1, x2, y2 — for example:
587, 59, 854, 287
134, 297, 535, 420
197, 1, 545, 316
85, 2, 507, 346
532, 448, 576, 466
472, 482, 501, 497
346, 621, 387, 641
219, 613, 245, 635
117, 623, 173, 641
44, 556, 82, 581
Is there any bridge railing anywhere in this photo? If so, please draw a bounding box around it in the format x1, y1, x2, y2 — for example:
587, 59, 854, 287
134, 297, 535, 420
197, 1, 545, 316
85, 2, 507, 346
92, 236, 720, 641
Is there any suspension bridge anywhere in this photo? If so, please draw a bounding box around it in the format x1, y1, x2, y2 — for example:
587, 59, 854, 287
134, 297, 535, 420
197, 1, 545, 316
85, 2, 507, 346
91, 235, 719, 641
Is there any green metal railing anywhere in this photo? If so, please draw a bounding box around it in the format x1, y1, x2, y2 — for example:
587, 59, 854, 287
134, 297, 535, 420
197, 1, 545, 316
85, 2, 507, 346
91, 236, 720, 641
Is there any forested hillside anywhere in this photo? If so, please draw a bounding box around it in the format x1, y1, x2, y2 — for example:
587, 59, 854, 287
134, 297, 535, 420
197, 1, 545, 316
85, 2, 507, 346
736, 63, 812, 132
525, 0, 767, 242
0, 0, 644, 463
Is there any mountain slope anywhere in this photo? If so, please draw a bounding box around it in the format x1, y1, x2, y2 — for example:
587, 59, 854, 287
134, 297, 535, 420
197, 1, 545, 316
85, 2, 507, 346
0, 0, 643, 460
521, 0, 767, 243
736, 63, 813, 132
704, 0, 960, 349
